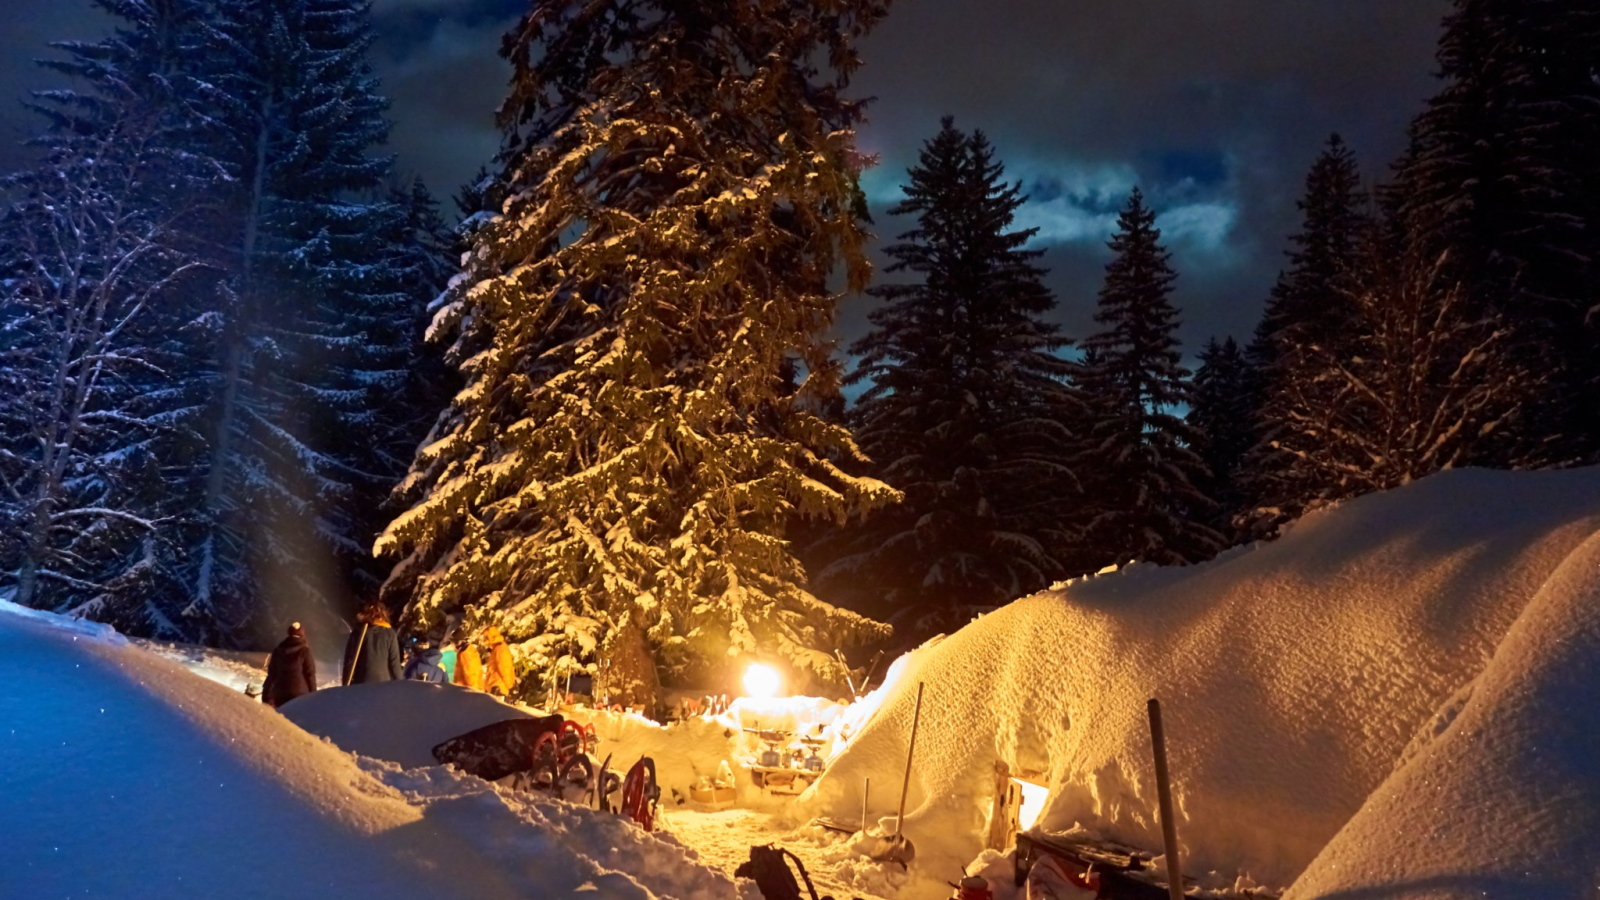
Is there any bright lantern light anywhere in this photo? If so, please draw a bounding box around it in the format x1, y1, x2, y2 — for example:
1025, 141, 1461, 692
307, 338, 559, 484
743, 663, 782, 699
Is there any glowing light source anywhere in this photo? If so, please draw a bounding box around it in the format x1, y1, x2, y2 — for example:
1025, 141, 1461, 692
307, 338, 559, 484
743, 663, 782, 699
1014, 777, 1050, 831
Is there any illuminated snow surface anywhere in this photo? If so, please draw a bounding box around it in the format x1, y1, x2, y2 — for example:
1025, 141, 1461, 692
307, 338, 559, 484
0, 600, 748, 900
803, 466, 1600, 899
6, 467, 1600, 900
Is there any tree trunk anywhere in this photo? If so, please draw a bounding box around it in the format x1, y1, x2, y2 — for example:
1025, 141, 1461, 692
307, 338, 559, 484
598, 617, 660, 717
195, 103, 270, 611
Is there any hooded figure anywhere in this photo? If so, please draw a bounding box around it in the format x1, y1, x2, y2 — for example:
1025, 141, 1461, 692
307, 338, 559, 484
343, 602, 404, 685
454, 642, 486, 691
404, 642, 448, 683
262, 622, 317, 708
483, 626, 516, 697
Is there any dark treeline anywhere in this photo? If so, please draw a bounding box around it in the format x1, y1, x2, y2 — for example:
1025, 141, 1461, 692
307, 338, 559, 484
3, 0, 1597, 697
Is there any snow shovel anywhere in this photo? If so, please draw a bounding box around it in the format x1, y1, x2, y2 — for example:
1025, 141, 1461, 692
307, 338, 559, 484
869, 681, 924, 867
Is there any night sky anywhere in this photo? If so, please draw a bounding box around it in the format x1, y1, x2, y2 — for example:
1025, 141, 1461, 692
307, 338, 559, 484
0, 0, 1449, 352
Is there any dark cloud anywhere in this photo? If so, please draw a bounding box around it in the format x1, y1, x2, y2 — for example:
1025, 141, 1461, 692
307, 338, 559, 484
2, 0, 1452, 352
845, 0, 1450, 350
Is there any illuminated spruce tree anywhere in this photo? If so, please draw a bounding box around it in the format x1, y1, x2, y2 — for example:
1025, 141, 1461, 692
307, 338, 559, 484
378, 0, 898, 707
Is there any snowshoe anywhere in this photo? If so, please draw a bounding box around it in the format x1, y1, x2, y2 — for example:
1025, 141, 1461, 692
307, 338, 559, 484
621, 756, 660, 831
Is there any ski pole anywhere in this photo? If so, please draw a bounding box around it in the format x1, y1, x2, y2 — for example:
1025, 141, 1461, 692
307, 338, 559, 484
344, 623, 369, 686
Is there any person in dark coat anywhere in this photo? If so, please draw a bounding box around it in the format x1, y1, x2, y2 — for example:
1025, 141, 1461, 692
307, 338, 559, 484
404, 641, 448, 683
262, 622, 317, 708
343, 601, 403, 685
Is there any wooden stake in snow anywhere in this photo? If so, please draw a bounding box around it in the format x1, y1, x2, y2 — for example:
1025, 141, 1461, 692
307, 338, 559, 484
861, 777, 871, 834
1148, 698, 1184, 900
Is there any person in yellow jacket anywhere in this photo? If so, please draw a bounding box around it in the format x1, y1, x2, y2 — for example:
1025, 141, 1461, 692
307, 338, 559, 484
453, 639, 486, 691
483, 626, 516, 697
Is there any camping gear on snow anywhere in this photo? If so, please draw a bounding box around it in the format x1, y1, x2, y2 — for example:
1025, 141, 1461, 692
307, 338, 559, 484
1013, 832, 1177, 900
1025, 854, 1097, 900
689, 758, 737, 806
867, 681, 924, 866
621, 756, 660, 831
735, 845, 826, 900
431, 714, 564, 781
1147, 698, 1183, 900
953, 875, 995, 900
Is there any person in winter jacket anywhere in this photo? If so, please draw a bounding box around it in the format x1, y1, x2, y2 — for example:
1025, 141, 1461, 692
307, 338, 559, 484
483, 626, 516, 697
454, 641, 486, 691
404, 641, 448, 683
262, 622, 317, 708
343, 601, 403, 685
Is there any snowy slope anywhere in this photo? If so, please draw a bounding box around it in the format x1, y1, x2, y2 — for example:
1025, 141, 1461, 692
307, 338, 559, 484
1286, 528, 1600, 899
800, 468, 1600, 893
0, 601, 745, 900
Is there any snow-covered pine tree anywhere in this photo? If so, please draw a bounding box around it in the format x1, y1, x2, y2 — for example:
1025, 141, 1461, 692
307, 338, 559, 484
336, 177, 458, 599
0, 0, 223, 633
1268, 238, 1535, 496
1188, 336, 1252, 541
817, 118, 1079, 634
1394, 0, 1600, 458
174, 0, 405, 641
1076, 189, 1220, 568
1243, 136, 1367, 534
377, 0, 899, 707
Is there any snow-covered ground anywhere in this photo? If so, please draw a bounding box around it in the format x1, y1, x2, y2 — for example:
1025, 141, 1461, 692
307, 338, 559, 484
0, 600, 746, 900
7, 466, 1600, 900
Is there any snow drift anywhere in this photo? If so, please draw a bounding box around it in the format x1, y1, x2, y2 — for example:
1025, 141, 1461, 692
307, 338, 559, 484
0, 601, 745, 900
800, 467, 1600, 892
1287, 526, 1600, 898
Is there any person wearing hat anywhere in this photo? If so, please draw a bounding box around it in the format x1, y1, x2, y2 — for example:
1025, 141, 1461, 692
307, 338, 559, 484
403, 639, 448, 683
262, 622, 317, 709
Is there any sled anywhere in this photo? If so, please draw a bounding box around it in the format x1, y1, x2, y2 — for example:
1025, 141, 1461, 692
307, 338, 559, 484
1013, 832, 1174, 900
431, 714, 564, 782
1025, 854, 1097, 900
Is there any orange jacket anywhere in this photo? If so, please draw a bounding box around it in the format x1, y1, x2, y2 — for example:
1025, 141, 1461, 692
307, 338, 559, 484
454, 644, 485, 691
484, 627, 516, 696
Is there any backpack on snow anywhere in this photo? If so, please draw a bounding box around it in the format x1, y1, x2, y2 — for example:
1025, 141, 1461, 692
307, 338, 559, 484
736, 844, 864, 900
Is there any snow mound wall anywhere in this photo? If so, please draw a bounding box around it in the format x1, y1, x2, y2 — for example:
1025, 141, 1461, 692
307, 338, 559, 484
801, 467, 1600, 889
1287, 526, 1600, 898
282, 680, 538, 767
